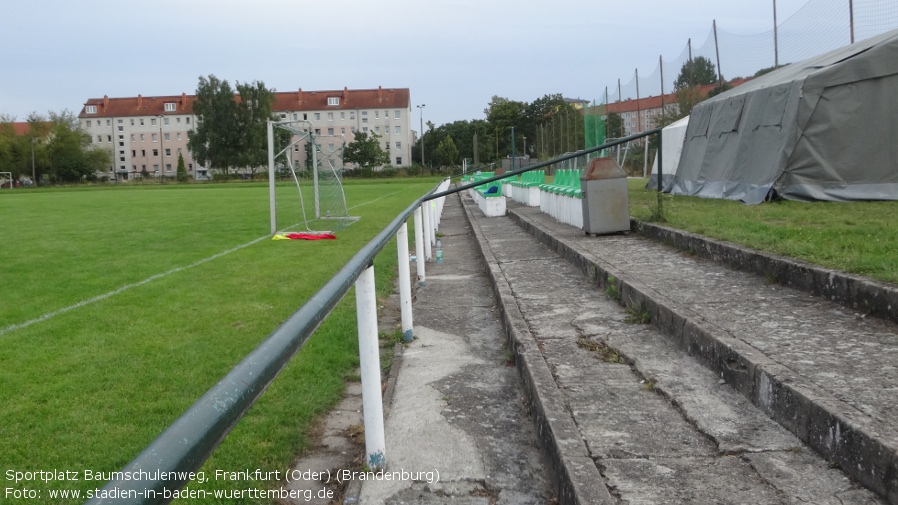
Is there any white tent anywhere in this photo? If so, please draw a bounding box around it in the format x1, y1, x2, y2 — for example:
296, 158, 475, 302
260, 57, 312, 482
647, 115, 689, 191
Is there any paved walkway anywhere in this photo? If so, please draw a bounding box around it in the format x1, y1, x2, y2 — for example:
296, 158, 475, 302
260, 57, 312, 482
356, 192, 555, 504
356, 188, 895, 504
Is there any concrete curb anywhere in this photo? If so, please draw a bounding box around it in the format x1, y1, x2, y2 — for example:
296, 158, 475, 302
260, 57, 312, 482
460, 194, 615, 505
510, 208, 898, 505
632, 219, 898, 326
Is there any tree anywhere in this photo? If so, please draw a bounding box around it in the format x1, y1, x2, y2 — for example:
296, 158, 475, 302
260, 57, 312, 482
188, 75, 237, 172
43, 111, 109, 183
176, 152, 188, 182
484, 96, 527, 158
434, 135, 459, 167
233, 80, 275, 176
188, 75, 276, 175
343, 131, 389, 169
605, 112, 624, 139
674, 56, 719, 90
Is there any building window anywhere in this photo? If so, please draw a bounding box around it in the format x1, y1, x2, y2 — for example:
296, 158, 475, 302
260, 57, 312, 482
293, 113, 298, 120
350, 112, 355, 120
341, 112, 346, 120
130, 134, 135, 141
395, 141, 401, 149
314, 128, 321, 135
327, 112, 334, 121
164, 133, 170, 141
152, 134, 158, 142
86, 105, 97, 114
97, 135, 102, 143
107, 135, 112, 142
163, 118, 170, 126
395, 110, 401, 119
86, 120, 91, 127
328, 143, 335, 153
165, 148, 171, 156
375, 111, 380, 119
166, 164, 173, 172
341, 127, 346, 134
328, 128, 334, 135
328, 97, 339, 106
164, 103, 176, 112
140, 119, 145, 126
186, 117, 190, 124
395, 126, 401, 134
152, 149, 158, 157
280, 113, 287, 119
396, 157, 402, 165
118, 125, 124, 132
151, 118, 157, 126
374, 126, 380, 134
314, 113, 321, 120
140, 134, 145, 142
177, 133, 182, 140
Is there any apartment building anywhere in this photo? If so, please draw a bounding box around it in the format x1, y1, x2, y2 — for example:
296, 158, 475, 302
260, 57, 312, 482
78, 86, 412, 181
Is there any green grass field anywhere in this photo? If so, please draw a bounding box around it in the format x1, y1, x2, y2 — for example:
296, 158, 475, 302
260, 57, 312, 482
0, 178, 442, 504
627, 179, 898, 284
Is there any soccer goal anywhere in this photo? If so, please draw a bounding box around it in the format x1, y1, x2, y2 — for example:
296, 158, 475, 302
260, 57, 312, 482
267, 121, 359, 236
0, 172, 12, 189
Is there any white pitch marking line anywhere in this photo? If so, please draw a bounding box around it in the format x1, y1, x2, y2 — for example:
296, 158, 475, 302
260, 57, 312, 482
0, 235, 271, 337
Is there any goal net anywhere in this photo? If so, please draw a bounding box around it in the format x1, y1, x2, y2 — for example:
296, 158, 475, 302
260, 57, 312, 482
267, 121, 359, 235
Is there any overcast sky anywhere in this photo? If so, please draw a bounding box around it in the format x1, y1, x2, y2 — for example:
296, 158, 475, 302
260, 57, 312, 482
2, 0, 817, 129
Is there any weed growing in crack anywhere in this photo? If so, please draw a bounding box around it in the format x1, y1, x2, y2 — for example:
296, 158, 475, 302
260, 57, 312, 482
605, 276, 621, 302
625, 303, 651, 324
576, 338, 626, 364
641, 377, 657, 392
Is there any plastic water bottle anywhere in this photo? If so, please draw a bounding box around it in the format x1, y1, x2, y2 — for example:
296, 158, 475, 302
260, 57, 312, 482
436, 239, 443, 264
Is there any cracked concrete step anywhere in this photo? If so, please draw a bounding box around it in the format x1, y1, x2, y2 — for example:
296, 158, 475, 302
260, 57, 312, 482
460, 192, 885, 505
502, 200, 898, 504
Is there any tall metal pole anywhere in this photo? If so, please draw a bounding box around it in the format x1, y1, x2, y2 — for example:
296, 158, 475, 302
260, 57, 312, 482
511, 126, 516, 172
773, 0, 780, 67
158, 116, 165, 184
849, 0, 855, 43
268, 121, 277, 234
713, 20, 723, 84
635, 68, 642, 136
417, 104, 426, 170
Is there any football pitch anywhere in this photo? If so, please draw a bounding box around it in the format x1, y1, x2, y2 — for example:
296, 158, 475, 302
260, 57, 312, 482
0, 178, 442, 504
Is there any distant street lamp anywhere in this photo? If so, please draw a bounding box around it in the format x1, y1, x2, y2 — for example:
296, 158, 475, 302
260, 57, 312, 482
417, 104, 426, 170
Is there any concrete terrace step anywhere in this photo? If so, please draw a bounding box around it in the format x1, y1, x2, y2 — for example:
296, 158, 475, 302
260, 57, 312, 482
460, 193, 894, 505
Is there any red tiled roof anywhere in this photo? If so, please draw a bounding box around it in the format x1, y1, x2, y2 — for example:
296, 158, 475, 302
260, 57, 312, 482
78, 87, 410, 118
4, 122, 52, 136
273, 87, 410, 111
604, 78, 752, 114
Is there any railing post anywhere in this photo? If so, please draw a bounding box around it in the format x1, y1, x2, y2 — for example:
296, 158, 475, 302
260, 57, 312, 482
422, 200, 433, 261
414, 206, 426, 286
355, 264, 386, 469
396, 222, 414, 342
430, 200, 438, 243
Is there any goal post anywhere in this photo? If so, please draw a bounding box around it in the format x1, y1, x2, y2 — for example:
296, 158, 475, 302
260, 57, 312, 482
0, 172, 12, 189
267, 120, 358, 235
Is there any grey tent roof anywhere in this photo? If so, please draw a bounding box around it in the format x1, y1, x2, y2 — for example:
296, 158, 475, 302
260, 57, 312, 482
672, 28, 898, 204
